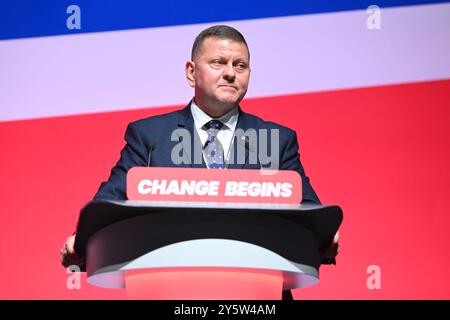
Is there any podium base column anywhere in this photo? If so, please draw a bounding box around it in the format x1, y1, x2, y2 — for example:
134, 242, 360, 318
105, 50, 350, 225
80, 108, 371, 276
124, 267, 283, 300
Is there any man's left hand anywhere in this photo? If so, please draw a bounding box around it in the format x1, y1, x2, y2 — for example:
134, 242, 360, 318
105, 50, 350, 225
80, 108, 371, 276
321, 231, 340, 259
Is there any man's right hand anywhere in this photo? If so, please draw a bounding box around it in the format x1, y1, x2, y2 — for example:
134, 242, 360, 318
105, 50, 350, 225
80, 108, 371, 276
60, 234, 84, 268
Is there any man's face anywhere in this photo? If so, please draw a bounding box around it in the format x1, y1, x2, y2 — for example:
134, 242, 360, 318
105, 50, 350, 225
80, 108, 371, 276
186, 37, 250, 114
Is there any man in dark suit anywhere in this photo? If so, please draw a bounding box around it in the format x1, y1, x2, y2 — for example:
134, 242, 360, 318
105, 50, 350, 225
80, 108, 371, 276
61, 25, 339, 298
92, 103, 321, 203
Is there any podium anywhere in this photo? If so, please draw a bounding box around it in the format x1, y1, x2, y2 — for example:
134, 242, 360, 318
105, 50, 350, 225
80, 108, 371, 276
74, 200, 342, 299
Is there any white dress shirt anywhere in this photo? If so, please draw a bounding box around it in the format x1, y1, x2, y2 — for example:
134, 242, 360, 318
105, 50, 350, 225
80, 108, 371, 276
190, 100, 239, 166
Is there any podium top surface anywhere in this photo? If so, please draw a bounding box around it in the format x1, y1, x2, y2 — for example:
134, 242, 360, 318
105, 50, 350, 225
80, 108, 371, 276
74, 200, 343, 257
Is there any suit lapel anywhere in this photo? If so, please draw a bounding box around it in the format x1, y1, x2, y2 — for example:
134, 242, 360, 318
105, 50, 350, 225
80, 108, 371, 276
176, 104, 206, 168
227, 109, 258, 170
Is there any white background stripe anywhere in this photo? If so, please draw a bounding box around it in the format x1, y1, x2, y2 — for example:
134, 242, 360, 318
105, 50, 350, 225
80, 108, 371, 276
1, 3, 449, 122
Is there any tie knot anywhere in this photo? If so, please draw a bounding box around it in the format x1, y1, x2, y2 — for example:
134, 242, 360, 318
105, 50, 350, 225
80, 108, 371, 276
202, 120, 224, 131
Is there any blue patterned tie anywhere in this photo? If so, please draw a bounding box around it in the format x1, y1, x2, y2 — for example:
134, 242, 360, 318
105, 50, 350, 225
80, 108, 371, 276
202, 120, 225, 169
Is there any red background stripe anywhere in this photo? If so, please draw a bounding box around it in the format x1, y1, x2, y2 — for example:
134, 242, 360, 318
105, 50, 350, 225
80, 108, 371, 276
1, 79, 449, 299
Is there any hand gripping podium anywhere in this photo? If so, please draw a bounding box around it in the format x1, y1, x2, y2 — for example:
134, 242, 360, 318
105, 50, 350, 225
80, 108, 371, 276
74, 200, 343, 300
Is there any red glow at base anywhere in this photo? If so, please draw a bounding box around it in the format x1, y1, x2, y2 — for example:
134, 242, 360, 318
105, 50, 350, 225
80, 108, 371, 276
124, 267, 284, 300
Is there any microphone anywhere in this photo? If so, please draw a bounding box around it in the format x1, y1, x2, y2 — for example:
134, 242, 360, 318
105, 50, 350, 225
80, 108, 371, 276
242, 136, 253, 152
241, 136, 261, 169
147, 143, 156, 167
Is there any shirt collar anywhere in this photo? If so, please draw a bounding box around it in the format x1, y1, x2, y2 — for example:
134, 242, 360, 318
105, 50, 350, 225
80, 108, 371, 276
190, 99, 239, 132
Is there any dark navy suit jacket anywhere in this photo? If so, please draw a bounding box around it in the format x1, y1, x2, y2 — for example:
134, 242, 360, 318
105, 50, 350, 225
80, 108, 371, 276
94, 104, 320, 204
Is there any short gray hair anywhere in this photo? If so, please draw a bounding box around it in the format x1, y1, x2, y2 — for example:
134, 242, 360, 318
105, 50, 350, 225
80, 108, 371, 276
191, 25, 249, 61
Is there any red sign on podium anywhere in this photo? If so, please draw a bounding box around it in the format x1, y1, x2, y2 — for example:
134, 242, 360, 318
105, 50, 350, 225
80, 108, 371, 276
127, 167, 302, 204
